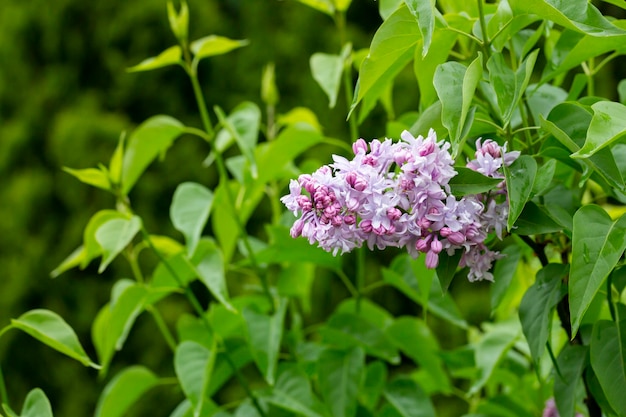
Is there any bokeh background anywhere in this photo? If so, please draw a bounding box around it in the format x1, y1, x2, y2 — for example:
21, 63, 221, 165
1, 0, 625, 415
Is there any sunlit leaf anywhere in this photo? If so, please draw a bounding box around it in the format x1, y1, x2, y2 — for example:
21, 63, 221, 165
82, 210, 128, 269
94, 366, 159, 417
122, 115, 185, 194
350, 4, 420, 120
505, 155, 537, 231
167, 0, 189, 44
261, 63, 279, 106
244, 299, 287, 385
310, 44, 351, 108
317, 347, 364, 417
50, 245, 85, 278
570, 206, 626, 336
109, 133, 125, 186
170, 182, 214, 257
294, 0, 334, 16
590, 320, 626, 413
190, 36, 248, 61
379, 0, 403, 19
95, 215, 142, 273
62, 167, 110, 191
127, 45, 182, 72
11, 309, 99, 368
519, 264, 567, 364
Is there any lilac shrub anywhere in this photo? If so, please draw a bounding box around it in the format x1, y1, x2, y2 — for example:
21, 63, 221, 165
281, 129, 519, 282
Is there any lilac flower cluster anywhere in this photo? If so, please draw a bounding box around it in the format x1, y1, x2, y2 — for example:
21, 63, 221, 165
281, 129, 519, 282
542, 398, 583, 417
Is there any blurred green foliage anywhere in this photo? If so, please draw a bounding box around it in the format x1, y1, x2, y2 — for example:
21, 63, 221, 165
0, 0, 382, 414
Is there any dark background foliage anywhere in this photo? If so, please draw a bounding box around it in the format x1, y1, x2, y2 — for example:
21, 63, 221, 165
1, 0, 624, 415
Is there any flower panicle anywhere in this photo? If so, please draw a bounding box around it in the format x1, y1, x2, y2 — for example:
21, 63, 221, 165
280, 129, 520, 282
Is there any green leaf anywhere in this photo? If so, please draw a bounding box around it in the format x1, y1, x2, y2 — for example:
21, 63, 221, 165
18, 388, 53, 417
383, 377, 436, 417
509, 0, 626, 36
261, 63, 279, 106
121, 115, 185, 194
570, 206, 626, 336
490, 245, 523, 313
95, 215, 142, 273
590, 320, 626, 414
170, 182, 214, 257
174, 340, 217, 416
448, 167, 502, 196
50, 245, 85, 278
213, 102, 260, 178
243, 299, 287, 385
542, 102, 625, 192
293, 0, 334, 16
92, 281, 148, 374
310, 44, 351, 108
379, 0, 402, 19
542, 22, 626, 83
434, 54, 483, 155
513, 201, 565, 235
505, 155, 537, 231
82, 210, 128, 269
11, 309, 99, 368
414, 15, 472, 108
435, 250, 463, 293
360, 361, 387, 411
554, 345, 588, 417
322, 312, 400, 364
350, 4, 420, 120
192, 240, 234, 311
572, 101, 626, 159
486, 50, 538, 128
386, 317, 450, 393
94, 366, 159, 417
109, 133, 125, 186
317, 347, 364, 417
167, 0, 189, 44
127, 45, 182, 72
405, 0, 436, 57
266, 364, 325, 417
190, 35, 248, 61
62, 167, 110, 191
519, 264, 567, 364
468, 322, 520, 395
254, 225, 342, 271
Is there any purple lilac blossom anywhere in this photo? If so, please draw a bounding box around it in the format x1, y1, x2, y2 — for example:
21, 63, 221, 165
280, 129, 520, 282
542, 398, 584, 417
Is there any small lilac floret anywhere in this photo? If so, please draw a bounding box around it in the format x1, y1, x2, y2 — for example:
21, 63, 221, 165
281, 129, 520, 282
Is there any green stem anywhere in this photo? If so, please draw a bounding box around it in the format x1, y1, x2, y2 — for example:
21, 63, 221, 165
188, 68, 215, 138
337, 270, 358, 298
185, 61, 274, 311
146, 305, 177, 352
476, 0, 491, 57
586, 58, 595, 96
0, 362, 8, 410
141, 227, 268, 417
